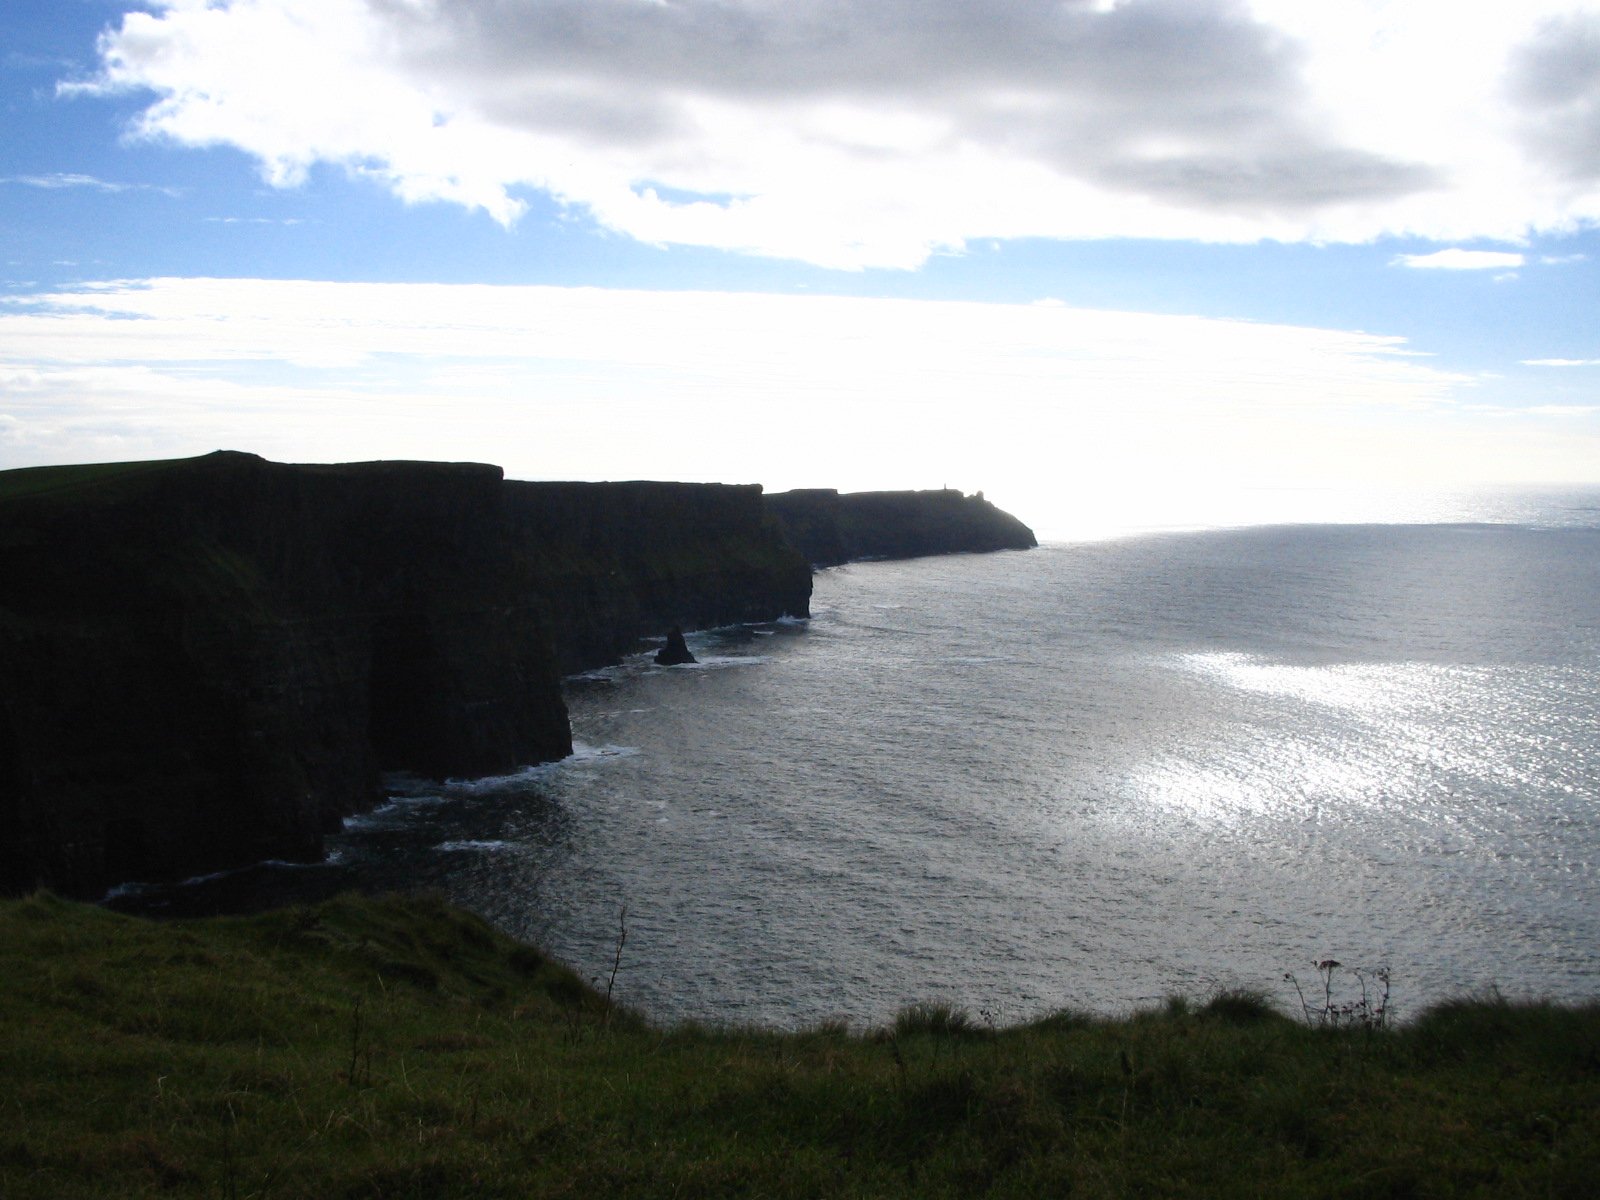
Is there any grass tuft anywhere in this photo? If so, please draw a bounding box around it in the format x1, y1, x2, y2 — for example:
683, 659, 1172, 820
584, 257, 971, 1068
891, 1001, 988, 1040
1197, 988, 1284, 1025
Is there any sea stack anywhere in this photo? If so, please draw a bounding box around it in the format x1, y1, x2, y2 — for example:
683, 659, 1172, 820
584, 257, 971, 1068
655, 626, 697, 665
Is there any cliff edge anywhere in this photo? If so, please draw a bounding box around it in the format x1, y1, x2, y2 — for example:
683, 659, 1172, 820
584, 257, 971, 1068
765, 487, 1037, 567
0, 452, 809, 897
506, 480, 812, 674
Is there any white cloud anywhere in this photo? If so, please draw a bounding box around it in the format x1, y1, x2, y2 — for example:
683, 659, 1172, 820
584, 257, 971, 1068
65, 0, 1600, 268
1393, 249, 1527, 270
1524, 358, 1600, 367
203, 216, 306, 225
2, 277, 1596, 536
0, 172, 179, 196
2, 173, 122, 191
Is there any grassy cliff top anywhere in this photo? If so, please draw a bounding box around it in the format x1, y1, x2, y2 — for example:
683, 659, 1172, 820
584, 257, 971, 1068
0, 451, 509, 507
0, 454, 207, 502
1, 892, 1594, 1198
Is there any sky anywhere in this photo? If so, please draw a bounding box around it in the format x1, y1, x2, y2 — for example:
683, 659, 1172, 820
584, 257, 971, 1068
2, 0, 1598, 536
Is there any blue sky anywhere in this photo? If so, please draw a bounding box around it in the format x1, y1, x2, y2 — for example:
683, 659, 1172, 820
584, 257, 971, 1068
3, 1, 1598, 534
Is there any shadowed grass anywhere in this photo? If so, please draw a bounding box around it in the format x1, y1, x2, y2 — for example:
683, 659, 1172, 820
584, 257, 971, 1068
891, 1001, 989, 1040
1, 891, 1596, 1198
0, 457, 187, 502
1197, 987, 1285, 1026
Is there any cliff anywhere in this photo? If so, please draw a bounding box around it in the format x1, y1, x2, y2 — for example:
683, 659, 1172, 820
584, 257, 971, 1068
506, 481, 812, 675
765, 487, 1037, 567
0, 452, 808, 897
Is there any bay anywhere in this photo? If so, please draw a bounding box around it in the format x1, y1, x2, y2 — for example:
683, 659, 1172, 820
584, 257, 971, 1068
120, 490, 1600, 1029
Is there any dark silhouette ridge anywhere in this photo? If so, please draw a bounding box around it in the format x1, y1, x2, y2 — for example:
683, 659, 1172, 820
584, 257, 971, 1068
765, 487, 1037, 567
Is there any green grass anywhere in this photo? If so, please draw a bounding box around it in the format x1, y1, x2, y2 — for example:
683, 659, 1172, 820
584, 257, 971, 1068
1, 893, 1596, 1198
0, 456, 190, 502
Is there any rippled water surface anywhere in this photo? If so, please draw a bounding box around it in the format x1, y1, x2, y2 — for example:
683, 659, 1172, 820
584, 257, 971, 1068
130, 497, 1600, 1027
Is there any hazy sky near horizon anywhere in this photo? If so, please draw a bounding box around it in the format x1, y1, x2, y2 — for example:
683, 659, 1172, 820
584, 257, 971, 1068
3, 0, 1598, 534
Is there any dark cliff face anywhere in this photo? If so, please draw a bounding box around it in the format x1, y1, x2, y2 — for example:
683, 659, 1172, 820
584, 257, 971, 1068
2, 452, 379, 895
765, 488, 1037, 567
292, 459, 571, 783
505, 481, 812, 674
0, 453, 808, 898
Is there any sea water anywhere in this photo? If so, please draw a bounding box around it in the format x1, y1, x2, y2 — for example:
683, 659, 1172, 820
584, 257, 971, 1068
118, 488, 1600, 1028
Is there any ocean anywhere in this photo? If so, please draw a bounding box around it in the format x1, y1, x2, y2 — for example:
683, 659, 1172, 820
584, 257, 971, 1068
114, 488, 1600, 1029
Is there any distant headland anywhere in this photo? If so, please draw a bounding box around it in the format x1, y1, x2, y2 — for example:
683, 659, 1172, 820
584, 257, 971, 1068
766, 486, 1039, 566
0, 451, 1034, 898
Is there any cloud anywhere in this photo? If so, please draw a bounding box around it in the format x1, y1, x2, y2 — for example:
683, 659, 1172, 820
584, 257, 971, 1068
1505, 12, 1600, 185
3, 51, 76, 71
1392, 249, 1527, 270
7, 277, 1599, 536
203, 216, 307, 225
1523, 358, 1600, 367
0, 172, 178, 196
7, 275, 1595, 534
64, 0, 1600, 268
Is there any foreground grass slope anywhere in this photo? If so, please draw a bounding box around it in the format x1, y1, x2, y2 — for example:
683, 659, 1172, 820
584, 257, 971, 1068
1, 894, 1595, 1198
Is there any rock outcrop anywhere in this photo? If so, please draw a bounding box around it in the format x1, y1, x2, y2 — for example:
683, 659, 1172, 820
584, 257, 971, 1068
765, 488, 1037, 567
654, 627, 697, 666
0, 452, 809, 897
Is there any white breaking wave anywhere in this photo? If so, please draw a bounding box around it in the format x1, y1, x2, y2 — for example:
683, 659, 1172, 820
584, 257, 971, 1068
567, 740, 641, 763
101, 853, 337, 903
344, 791, 454, 828
566, 665, 627, 683
434, 839, 517, 853
661, 654, 771, 670
100, 879, 157, 902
